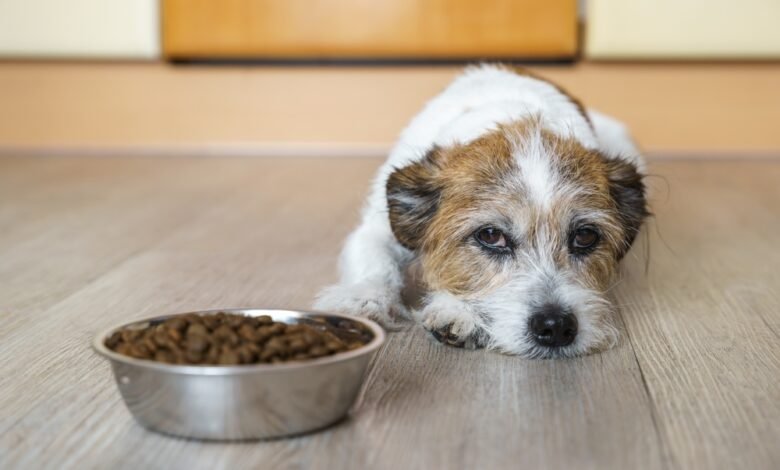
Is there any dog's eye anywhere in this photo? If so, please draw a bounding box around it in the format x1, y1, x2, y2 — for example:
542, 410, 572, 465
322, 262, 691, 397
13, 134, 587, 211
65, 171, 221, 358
475, 227, 508, 249
571, 227, 600, 252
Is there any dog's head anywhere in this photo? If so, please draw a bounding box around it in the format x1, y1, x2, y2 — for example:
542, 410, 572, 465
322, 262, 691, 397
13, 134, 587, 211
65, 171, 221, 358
386, 119, 648, 358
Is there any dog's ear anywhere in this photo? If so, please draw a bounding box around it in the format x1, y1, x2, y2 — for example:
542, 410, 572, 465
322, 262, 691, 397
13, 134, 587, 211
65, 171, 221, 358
386, 147, 444, 250
603, 156, 649, 259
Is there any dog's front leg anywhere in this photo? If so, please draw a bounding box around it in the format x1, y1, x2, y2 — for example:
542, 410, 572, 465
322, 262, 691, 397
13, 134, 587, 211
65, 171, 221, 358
314, 213, 412, 327
418, 291, 488, 349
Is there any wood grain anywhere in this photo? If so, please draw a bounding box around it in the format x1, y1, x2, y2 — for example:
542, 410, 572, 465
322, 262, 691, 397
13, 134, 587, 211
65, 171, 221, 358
2, 63, 780, 155
617, 162, 780, 469
162, 0, 577, 59
1, 156, 779, 469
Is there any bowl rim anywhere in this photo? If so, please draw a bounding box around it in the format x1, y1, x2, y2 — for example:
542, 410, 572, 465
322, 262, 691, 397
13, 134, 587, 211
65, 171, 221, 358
92, 308, 386, 376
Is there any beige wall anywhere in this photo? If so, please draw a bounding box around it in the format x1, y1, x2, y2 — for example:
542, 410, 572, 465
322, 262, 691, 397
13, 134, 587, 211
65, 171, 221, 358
586, 0, 780, 59
1, 63, 779, 157
0, 0, 159, 58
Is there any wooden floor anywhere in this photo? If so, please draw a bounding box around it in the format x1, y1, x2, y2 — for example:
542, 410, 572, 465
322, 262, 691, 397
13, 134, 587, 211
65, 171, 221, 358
1, 156, 779, 469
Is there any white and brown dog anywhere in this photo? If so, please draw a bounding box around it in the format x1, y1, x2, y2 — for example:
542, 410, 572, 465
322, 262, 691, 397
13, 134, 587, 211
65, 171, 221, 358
315, 64, 648, 358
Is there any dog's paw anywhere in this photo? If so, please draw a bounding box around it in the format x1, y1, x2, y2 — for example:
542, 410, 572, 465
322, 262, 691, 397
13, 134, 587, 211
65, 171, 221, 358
313, 283, 410, 329
418, 295, 487, 349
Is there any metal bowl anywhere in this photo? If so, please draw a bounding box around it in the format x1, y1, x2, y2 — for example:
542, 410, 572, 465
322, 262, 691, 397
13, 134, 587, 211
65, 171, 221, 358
93, 308, 385, 441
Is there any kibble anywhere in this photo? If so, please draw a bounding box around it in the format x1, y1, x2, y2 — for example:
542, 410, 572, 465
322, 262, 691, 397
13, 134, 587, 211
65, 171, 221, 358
106, 312, 373, 365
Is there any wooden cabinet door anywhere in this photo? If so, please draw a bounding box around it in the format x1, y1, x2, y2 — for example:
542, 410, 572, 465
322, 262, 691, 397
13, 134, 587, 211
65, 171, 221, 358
163, 0, 577, 60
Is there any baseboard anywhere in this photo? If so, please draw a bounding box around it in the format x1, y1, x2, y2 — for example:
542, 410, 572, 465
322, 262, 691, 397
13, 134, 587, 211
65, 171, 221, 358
2, 143, 777, 160
0, 142, 391, 158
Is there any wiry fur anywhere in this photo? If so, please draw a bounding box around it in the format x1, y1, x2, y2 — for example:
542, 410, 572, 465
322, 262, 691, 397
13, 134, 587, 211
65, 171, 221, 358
314, 65, 647, 358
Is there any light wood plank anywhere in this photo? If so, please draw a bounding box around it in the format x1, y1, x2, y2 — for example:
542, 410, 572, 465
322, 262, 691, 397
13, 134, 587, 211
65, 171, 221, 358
1, 157, 779, 469
617, 161, 780, 469
0, 157, 253, 335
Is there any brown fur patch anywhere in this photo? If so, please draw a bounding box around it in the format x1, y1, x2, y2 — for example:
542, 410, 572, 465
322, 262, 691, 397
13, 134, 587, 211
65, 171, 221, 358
387, 117, 647, 299
419, 130, 518, 295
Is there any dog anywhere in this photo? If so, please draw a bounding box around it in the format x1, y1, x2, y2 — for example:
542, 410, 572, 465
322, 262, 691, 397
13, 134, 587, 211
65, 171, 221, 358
315, 64, 648, 358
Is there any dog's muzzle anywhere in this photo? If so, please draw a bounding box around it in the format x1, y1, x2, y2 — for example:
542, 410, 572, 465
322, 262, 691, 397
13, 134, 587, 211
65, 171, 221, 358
527, 304, 578, 348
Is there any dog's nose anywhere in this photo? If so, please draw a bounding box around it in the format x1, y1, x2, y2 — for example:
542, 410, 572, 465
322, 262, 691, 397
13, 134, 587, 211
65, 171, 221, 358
527, 305, 578, 348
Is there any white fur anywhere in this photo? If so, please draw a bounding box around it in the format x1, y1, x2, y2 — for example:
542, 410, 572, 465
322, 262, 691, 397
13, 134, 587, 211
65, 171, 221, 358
314, 64, 643, 355
416, 291, 487, 349
587, 109, 645, 173
510, 124, 560, 210
474, 251, 619, 358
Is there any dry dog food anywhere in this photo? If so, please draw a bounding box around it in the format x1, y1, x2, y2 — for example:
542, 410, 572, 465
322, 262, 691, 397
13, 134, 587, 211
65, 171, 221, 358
105, 312, 372, 365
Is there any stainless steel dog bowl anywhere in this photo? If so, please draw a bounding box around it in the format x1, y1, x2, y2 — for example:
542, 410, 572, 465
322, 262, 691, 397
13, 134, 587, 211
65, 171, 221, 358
93, 308, 385, 440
